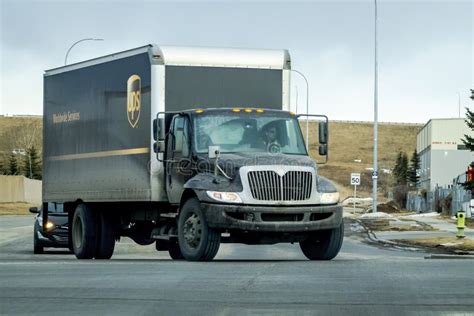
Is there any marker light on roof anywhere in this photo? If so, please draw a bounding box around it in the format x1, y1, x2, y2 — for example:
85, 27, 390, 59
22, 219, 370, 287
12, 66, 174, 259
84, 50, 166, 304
256, 109, 265, 113
244, 108, 253, 113
195, 109, 205, 113
232, 108, 241, 112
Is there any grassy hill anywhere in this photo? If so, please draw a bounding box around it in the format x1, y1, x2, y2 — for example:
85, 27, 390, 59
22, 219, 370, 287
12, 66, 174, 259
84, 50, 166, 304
0, 116, 422, 199
305, 120, 422, 200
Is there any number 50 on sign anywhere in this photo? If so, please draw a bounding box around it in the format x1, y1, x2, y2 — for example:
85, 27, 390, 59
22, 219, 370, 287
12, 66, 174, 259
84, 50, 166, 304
351, 173, 361, 186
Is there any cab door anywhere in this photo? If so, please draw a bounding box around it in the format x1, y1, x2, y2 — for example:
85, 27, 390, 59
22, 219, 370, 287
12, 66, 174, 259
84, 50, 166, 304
165, 115, 192, 204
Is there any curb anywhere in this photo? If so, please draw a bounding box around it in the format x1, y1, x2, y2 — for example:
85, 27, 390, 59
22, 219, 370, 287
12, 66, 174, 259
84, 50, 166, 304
425, 254, 474, 259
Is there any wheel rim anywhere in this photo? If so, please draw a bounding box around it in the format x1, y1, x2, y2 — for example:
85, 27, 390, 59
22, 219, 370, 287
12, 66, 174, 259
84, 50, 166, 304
183, 213, 202, 249
73, 216, 83, 249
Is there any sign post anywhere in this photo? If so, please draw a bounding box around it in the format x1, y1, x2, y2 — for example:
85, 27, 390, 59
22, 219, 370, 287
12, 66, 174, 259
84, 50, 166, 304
350, 173, 361, 211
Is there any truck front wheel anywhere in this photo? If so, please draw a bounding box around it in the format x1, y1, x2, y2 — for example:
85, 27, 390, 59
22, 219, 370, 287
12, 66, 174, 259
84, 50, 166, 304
168, 242, 184, 260
72, 204, 97, 259
299, 221, 344, 260
178, 198, 220, 261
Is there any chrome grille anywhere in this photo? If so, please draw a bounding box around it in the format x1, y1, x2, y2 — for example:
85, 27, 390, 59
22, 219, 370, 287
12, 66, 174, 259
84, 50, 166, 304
248, 170, 312, 201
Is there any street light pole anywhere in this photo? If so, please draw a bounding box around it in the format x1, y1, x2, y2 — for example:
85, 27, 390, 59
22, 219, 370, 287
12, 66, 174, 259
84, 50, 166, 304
64, 38, 104, 65
291, 69, 310, 150
372, 0, 379, 213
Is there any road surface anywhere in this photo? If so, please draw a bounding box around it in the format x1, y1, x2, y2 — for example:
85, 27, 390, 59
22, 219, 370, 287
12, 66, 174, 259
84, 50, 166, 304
0, 215, 472, 315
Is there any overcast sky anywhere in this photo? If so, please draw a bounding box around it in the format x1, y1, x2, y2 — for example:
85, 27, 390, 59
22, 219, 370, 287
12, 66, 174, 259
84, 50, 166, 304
0, 0, 472, 123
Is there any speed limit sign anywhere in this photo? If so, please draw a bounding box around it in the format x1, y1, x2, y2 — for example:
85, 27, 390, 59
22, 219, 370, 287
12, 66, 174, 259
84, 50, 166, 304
350, 173, 361, 186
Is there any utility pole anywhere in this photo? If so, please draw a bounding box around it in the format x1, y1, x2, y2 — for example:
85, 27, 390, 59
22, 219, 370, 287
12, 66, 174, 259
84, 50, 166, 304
372, 0, 379, 213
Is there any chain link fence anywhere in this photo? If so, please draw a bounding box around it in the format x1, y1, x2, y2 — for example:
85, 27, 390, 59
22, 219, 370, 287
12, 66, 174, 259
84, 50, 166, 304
406, 185, 472, 216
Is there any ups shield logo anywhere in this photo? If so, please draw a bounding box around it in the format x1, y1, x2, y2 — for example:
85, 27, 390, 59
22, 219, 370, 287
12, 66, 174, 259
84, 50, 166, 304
127, 75, 141, 128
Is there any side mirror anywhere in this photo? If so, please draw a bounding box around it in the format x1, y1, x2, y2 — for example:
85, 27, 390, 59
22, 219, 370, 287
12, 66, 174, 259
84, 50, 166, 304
156, 116, 165, 141
319, 144, 327, 156
29, 207, 39, 214
319, 121, 328, 144
153, 119, 157, 141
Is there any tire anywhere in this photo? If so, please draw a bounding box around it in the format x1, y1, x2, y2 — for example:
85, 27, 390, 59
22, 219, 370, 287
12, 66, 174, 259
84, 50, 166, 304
95, 212, 115, 259
299, 221, 344, 260
72, 204, 98, 259
178, 198, 220, 261
168, 242, 184, 260
33, 222, 44, 254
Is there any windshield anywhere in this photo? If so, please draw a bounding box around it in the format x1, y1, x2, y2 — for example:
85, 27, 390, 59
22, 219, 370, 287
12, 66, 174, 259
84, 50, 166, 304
193, 111, 307, 155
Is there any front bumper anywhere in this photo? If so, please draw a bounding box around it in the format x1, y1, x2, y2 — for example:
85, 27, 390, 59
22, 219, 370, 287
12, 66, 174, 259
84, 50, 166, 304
37, 230, 69, 247
201, 203, 342, 232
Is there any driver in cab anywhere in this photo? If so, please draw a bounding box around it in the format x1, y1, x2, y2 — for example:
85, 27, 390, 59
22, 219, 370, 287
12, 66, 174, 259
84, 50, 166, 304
262, 126, 280, 153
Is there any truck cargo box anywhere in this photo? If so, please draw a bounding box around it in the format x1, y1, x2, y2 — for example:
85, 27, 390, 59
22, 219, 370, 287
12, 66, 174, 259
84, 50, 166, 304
43, 45, 291, 203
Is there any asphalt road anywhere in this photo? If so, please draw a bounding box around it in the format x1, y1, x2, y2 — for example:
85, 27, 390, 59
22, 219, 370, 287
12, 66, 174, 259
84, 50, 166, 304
1, 215, 473, 315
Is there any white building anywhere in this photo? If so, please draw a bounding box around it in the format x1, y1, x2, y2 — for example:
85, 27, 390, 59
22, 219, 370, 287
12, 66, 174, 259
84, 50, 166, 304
417, 118, 473, 191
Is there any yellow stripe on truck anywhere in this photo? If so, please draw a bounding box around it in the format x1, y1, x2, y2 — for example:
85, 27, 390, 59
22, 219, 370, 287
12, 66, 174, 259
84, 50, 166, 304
48, 147, 150, 161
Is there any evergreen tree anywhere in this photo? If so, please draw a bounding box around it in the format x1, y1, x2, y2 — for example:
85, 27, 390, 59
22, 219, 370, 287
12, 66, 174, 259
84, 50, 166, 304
461, 107, 474, 151
462, 93, 474, 191
407, 149, 420, 187
8, 154, 18, 175
0, 157, 5, 175
22, 146, 42, 179
393, 151, 409, 185
400, 152, 408, 185
393, 152, 402, 182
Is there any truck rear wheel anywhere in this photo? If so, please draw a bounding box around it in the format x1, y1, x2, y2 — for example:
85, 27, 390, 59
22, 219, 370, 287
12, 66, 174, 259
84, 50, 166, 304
72, 204, 97, 259
299, 221, 344, 260
95, 212, 115, 259
178, 198, 220, 261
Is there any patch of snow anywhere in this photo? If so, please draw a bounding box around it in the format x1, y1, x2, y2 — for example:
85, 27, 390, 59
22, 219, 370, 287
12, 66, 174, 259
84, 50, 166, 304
359, 212, 394, 219
441, 242, 462, 247
342, 197, 373, 206
350, 222, 366, 232
402, 212, 439, 218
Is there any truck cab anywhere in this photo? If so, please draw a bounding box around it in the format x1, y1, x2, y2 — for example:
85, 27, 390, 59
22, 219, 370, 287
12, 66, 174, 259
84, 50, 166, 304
155, 108, 343, 261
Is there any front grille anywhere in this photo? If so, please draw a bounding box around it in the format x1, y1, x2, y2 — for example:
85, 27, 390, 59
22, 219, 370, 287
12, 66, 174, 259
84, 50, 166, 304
261, 213, 304, 222
248, 170, 312, 201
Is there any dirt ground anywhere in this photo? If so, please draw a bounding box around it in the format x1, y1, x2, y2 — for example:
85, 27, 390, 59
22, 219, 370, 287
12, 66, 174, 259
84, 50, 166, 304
396, 237, 474, 252
0, 203, 35, 215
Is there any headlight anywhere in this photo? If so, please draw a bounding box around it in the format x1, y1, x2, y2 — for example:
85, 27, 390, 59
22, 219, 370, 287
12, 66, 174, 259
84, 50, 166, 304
320, 192, 340, 204
45, 221, 55, 232
207, 191, 242, 203
317, 176, 337, 193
